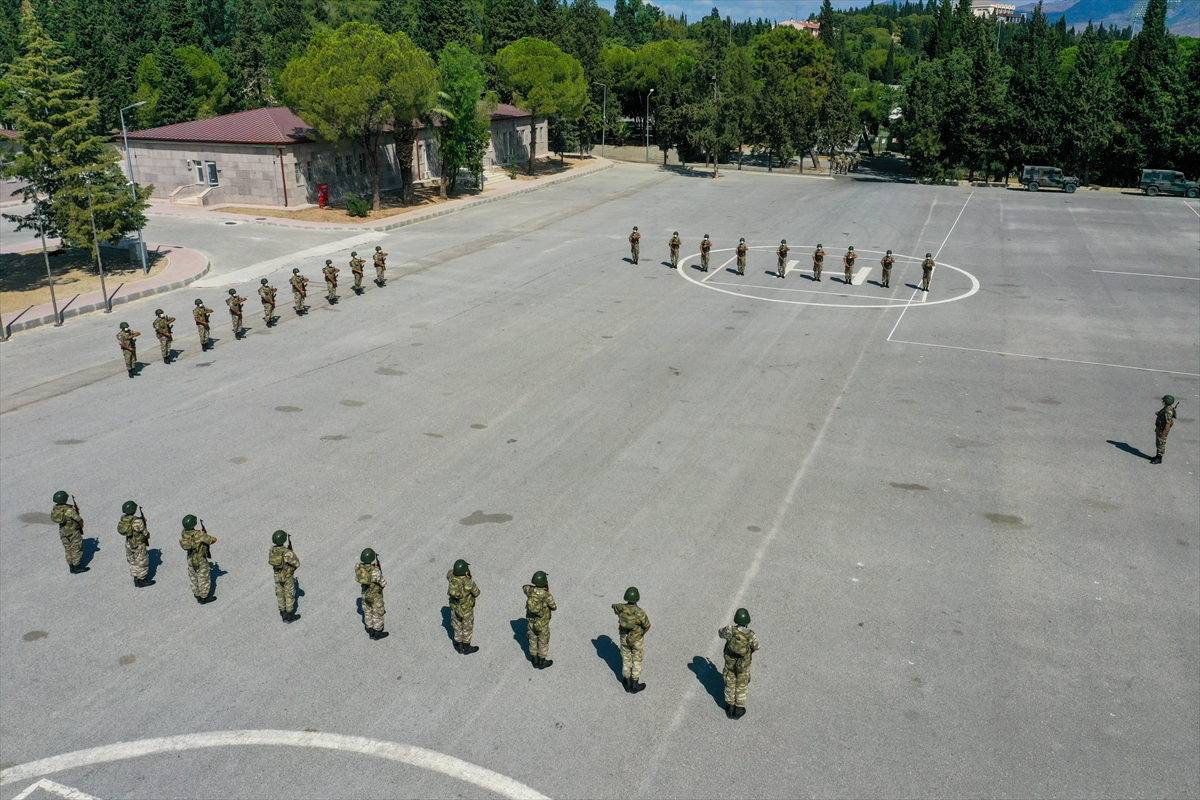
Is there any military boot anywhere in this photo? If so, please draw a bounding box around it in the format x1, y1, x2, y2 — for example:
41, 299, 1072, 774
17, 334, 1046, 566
453, 641, 463, 653
128, 370, 136, 378
539, 658, 553, 669
1150, 455, 1162, 464
725, 703, 734, 719
733, 706, 746, 719
630, 681, 646, 694
462, 643, 478, 655
280, 609, 288, 622
286, 611, 300, 623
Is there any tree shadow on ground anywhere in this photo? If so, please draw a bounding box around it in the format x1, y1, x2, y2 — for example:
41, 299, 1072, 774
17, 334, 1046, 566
441, 606, 455, 643
1107, 440, 1152, 460
510, 618, 530, 662
688, 656, 725, 708
592, 635, 623, 681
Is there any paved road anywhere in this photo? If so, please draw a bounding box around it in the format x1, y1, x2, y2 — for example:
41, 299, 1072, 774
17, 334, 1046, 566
1, 166, 1197, 798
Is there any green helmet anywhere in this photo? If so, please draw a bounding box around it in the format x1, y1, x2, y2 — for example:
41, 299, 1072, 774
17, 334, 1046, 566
375, 246, 382, 252
120, 322, 129, 329
673, 231, 678, 236
740, 237, 745, 243
195, 299, 203, 306
261, 278, 269, 285
624, 586, 640, 603
351, 251, 357, 256
703, 233, 710, 239
734, 608, 750, 626
926, 252, 932, 258
780, 239, 786, 244
531, 570, 548, 588
228, 288, 237, 295
182, 514, 197, 530
155, 308, 164, 315
848, 246, 854, 251
360, 548, 376, 564
817, 243, 823, 249
325, 259, 332, 265
453, 559, 470, 576
122, 500, 138, 515
633, 226, 638, 231
293, 268, 300, 274
886, 250, 892, 255
272, 530, 288, 545
53, 490, 69, 504
1163, 395, 1175, 405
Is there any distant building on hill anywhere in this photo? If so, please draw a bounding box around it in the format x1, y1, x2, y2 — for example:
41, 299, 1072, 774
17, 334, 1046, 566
971, 1, 1024, 21
776, 19, 821, 36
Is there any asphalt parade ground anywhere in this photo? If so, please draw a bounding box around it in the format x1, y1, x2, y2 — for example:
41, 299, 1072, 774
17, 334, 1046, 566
1, 165, 1197, 798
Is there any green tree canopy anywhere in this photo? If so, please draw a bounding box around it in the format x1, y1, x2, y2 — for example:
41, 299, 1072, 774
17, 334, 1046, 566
494, 36, 588, 172
430, 42, 493, 197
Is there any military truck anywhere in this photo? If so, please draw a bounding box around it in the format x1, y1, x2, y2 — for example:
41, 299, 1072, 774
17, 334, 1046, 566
1139, 169, 1200, 198
1022, 165, 1080, 193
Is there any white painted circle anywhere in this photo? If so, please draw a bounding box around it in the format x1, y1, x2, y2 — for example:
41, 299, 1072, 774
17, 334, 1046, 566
0, 729, 549, 800
673, 245, 980, 308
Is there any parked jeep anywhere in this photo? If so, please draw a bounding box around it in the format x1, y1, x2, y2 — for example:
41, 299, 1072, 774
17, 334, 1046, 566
1022, 165, 1080, 193
1139, 169, 1199, 198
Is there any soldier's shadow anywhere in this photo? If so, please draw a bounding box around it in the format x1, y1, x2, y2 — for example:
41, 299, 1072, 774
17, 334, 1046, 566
80, 537, 100, 568
688, 656, 726, 708
356, 597, 365, 625
1107, 440, 1153, 460
294, 580, 305, 613
591, 635, 623, 682
509, 618, 531, 662
209, 562, 227, 597
440, 606, 455, 643
146, 548, 162, 580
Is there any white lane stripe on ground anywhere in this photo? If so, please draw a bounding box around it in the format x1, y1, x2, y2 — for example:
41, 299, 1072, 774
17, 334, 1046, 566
1186, 203, 1200, 218
0, 730, 550, 800
12, 779, 99, 800
1092, 269, 1200, 281
887, 339, 1200, 376
887, 192, 972, 334
851, 266, 872, 286
192, 232, 388, 287
702, 255, 737, 281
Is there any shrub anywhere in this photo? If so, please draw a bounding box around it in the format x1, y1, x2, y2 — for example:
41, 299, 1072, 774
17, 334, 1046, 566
345, 193, 370, 217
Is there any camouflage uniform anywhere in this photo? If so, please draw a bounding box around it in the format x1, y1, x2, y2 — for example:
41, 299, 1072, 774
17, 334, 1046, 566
258, 284, 276, 325
700, 237, 712, 272
812, 247, 825, 281
51, 502, 84, 568
880, 254, 895, 288
612, 601, 651, 682
523, 585, 556, 660
1155, 404, 1176, 459
322, 264, 339, 301
118, 513, 149, 581
447, 569, 481, 645
373, 250, 388, 284
226, 294, 245, 336
350, 256, 366, 292
777, 244, 790, 278
356, 562, 386, 631
117, 328, 138, 372
180, 528, 216, 600
669, 235, 682, 268
718, 623, 760, 707
152, 314, 174, 360
193, 304, 213, 349
269, 545, 300, 614
843, 250, 857, 284
736, 241, 748, 275
290, 273, 308, 312
628, 231, 641, 264
921, 257, 935, 292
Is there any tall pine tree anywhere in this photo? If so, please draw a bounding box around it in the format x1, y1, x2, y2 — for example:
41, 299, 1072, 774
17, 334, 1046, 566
1118, 0, 1180, 178
1065, 25, 1115, 185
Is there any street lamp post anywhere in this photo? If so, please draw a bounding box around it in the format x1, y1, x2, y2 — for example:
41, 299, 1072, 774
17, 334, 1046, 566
85, 176, 111, 313
120, 101, 148, 274
644, 89, 655, 164
593, 82, 608, 157
38, 209, 62, 327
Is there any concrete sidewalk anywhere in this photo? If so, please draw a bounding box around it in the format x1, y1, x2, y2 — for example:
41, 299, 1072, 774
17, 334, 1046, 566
1, 245, 209, 338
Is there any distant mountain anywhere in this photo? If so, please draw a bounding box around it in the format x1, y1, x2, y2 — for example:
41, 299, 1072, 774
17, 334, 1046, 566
1014, 0, 1199, 37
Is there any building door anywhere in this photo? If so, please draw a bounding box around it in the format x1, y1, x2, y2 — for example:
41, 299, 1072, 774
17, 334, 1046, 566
205, 161, 218, 186
195, 163, 205, 184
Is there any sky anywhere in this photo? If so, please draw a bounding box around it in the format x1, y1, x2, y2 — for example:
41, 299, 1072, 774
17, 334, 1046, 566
594, 0, 862, 23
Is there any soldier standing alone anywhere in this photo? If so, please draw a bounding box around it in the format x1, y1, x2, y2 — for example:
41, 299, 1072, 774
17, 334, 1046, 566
1151, 395, 1177, 464
700, 234, 712, 272
180, 515, 217, 604
350, 251, 366, 294
193, 299, 214, 351
843, 246, 857, 285
118, 500, 153, 587
736, 238, 748, 276
612, 587, 651, 693
258, 279, 277, 327
777, 239, 790, 278
628, 226, 641, 264
812, 244, 825, 281
669, 231, 682, 268
322, 259, 339, 304
523, 571, 557, 669
51, 491, 86, 574
373, 246, 388, 286
447, 559, 481, 654
152, 309, 175, 363
718, 608, 759, 719
880, 250, 895, 288
920, 253, 934, 292
269, 530, 300, 622
226, 289, 246, 338
290, 268, 308, 314
117, 322, 140, 378
356, 548, 388, 639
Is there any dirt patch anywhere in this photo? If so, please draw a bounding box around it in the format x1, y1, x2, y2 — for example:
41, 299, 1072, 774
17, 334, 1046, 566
1, 247, 169, 315
508, 156, 591, 180
221, 183, 483, 224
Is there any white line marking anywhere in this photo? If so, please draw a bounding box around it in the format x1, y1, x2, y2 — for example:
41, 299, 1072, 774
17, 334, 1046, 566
851, 266, 872, 286
0, 730, 549, 800
886, 289, 920, 340
887, 339, 1200, 376
12, 779, 99, 800
933, 193, 973, 260
886, 192, 971, 337
1186, 203, 1200, 218
702, 255, 736, 282
192, 233, 389, 287
1091, 270, 1200, 281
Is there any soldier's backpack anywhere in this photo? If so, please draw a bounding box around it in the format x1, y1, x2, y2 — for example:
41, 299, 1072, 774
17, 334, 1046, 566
117, 515, 134, 535
525, 589, 551, 618
50, 505, 68, 525
617, 604, 642, 632
180, 530, 199, 552
269, 548, 285, 568
726, 626, 753, 657
448, 576, 467, 600
354, 563, 373, 586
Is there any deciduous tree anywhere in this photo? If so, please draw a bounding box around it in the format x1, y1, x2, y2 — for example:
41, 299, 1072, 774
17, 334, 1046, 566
494, 36, 588, 173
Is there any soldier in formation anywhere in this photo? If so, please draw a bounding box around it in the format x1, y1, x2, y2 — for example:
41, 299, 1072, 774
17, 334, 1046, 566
290, 268, 309, 315
180, 515, 217, 604
226, 289, 246, 338
258, 279, 277, 327
700, 234, 712, 272
523, 571, 556, 669
51, 491, 86, 573
447, 559, 480, 654
612, 587, 651, 693
193, 299, 213, 351
668, 231, 681, 268
1151, 395, 1177, 464
628, 226, 641, 264
736, 238, 748, 276
719, 607, 759, 719
349, 251, 366, 294
880, 250, 895, 288
117, 322, 140, 378
812, 244, 825, 281
117, 500, 152, 587
269, 530, 300, 622
356, 549, 388, 638
843, 246, 857, 285
921, 253, 935, 292
152, 309, 175, 363
373, 246, 388, 286
777, 239, 790, 278
322, 259, 340, 304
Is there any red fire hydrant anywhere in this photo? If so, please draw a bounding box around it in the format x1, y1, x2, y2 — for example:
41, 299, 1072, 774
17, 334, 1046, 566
317, 183, 330, 209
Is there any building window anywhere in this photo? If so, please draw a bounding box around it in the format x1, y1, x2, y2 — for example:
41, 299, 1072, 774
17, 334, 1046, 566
306, 160, 312, 183
205, 161, 218, 186
335, 156, 342, 177
359, 152, 366, 174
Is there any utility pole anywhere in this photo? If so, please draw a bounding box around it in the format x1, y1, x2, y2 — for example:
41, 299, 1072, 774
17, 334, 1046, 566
120, 101, 149, 274
85, 176, 111, 312
594, 82, 608, 157
644, 89, 655, 163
